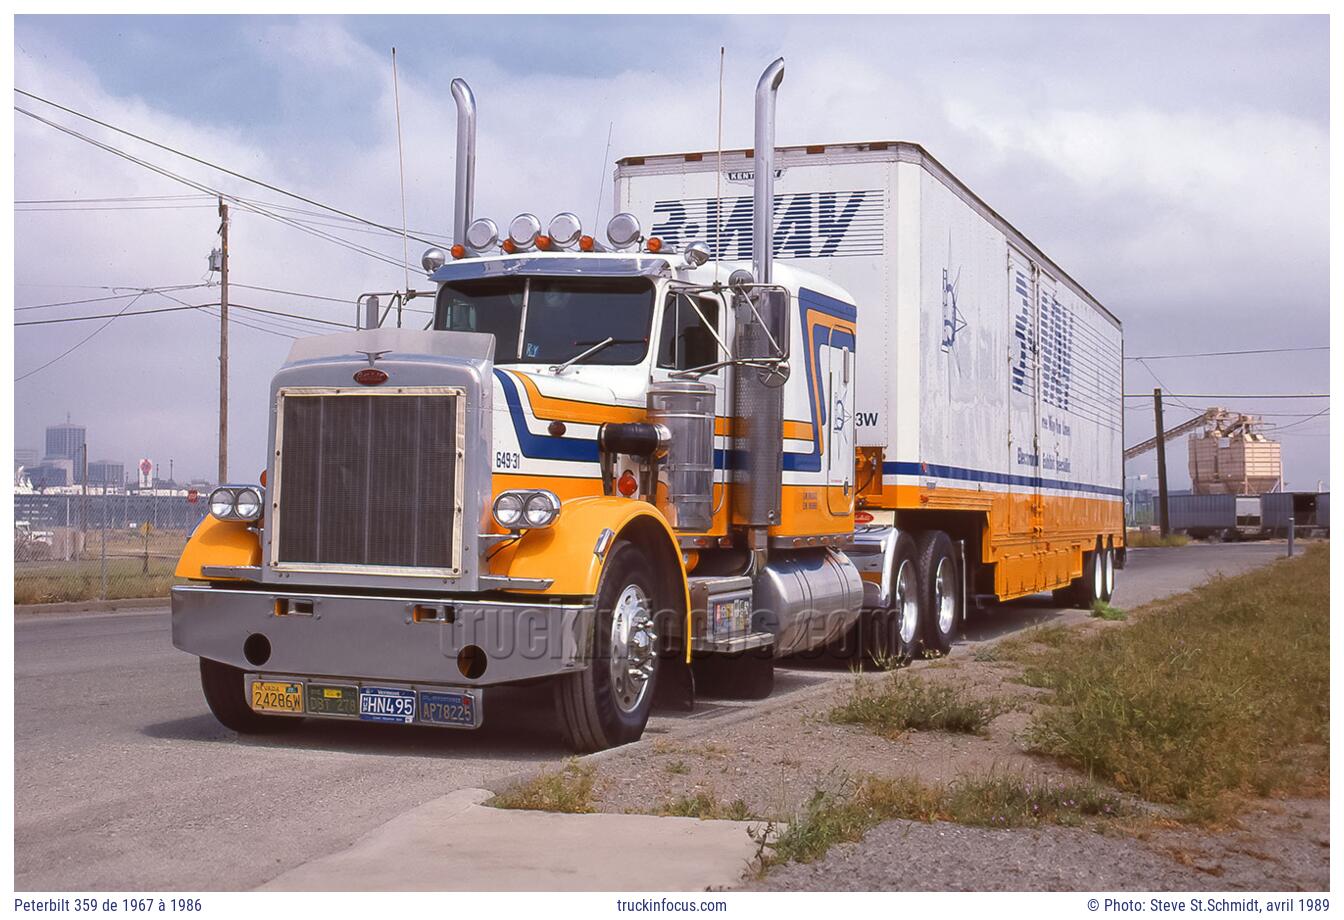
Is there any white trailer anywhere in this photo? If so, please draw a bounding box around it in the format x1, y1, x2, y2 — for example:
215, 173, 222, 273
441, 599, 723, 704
616, 142, 1125, 601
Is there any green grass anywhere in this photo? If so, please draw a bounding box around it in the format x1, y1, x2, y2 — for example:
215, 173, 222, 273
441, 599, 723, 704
663, 759, 689, 775
1125, 531, 1192, 548
657, 792, 754, 821
14, 557, 184, 605
1090, 600, 1128, 621
488, 761, 596, 814
756, 772, 1128, 866
830, 673, 1002, 739
1013, 545, 1329, 815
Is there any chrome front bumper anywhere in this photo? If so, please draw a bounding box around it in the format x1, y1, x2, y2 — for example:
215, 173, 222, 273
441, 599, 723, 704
171, 584, 594, 687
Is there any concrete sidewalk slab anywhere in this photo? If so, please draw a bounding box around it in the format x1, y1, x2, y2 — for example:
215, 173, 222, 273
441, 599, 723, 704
258, 788, 762, 892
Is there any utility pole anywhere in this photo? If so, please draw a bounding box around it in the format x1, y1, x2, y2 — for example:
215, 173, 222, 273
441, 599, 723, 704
1153, 387, 1170, 537
217, 197, 230, 486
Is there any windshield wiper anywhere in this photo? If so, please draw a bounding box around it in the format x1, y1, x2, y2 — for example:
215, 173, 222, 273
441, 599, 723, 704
548, 337, 644, 374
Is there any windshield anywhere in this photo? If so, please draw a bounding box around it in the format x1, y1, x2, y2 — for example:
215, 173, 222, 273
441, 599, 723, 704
434, 276, 655, 366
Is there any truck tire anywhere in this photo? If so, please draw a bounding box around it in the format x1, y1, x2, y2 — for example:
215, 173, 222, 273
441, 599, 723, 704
916, 531, 960, 656
865, 532, 922, 667
554, 540, 663, 752
1102, 539, 1117, 602
199, 658, 297, 734
1058, 539, 1105, 609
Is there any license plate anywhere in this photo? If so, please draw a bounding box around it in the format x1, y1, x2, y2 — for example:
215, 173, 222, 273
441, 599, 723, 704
251, 680, 304, 714
306, 683, 359, 718
359, 686, 416, 724
417, 689, 482, 728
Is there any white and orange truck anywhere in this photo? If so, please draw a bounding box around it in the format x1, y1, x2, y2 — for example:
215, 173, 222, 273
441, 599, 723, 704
172, 58, 1124, 751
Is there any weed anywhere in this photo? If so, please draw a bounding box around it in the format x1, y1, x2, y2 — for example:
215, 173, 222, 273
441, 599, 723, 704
658, 792, 755, 821
664, 760, 689, 775
1090, 600, 1128, 621
756, 772, 1127, 867
488, 761, 596, 813
830, 673, 1002, 739
1016, 546, 1329, 816
1125, 531, 1192, 548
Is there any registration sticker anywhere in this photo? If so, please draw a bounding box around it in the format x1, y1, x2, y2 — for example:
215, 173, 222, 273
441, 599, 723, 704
306, 683, 359, 718
359, 686, 416, 724
417, 689, 482, 729
251, 680, 304, 714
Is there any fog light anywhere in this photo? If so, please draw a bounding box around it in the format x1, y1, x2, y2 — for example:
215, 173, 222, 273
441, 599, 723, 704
492, 492, 525, 530
523, 490, 561, 528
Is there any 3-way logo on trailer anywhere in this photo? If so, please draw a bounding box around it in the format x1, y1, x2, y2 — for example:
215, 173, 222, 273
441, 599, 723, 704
650, 189, 884, 260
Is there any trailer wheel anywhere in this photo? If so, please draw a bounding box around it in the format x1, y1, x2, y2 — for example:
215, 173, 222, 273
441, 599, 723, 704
1059, 539, 1106, 609
916, 531, 960, 656
199, 658, 298, 735
865, 532, 922, 667
554, 540, 663, 752
1102, 540, 1117, 602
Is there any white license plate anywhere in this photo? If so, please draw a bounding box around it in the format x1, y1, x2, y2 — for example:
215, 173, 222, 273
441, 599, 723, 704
358, 686, 415, 724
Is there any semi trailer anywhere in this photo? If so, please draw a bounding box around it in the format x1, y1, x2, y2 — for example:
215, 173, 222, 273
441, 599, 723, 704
171, 58, 1125, 751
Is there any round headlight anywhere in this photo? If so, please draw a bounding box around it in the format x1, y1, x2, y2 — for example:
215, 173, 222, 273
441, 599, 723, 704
493, 492, 526, 529
548, 212, 583, 248
606, 212, 642, 250
523, 490, 561, 528
234, 488, 263, 521
507, 213, 542, 251
209, 488, 235, 520
465, 217, 499, 252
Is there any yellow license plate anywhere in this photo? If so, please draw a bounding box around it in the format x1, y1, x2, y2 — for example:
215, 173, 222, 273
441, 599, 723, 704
251, 680, 304, 714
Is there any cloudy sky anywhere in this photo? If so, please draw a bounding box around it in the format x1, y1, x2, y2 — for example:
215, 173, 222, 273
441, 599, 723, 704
12, 14, 1330, 490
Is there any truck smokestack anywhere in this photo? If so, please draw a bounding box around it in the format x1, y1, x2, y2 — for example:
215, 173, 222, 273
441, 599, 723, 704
753, 58, 784, 284
450, 78, 477, 246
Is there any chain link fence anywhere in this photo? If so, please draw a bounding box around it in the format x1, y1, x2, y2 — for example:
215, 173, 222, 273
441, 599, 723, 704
15, 493, 207, 605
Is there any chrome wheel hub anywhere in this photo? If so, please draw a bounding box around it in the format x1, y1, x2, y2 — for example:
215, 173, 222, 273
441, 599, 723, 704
934, 557, 956, 634
1093, 549, 1104, 600
1103, 547, 1115, 597
609, 583, 657, 714
895, 559, 919, 645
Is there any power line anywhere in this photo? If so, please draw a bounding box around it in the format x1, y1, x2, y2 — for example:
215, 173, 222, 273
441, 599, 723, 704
1125, 345, 1329, 360
229, 302, 353, 329
16, 283, 210, 312
15, 87, 441, 248
18, 203, 218, 212
1265, 407, 1330, 433
228, 282, 353, 304
15, 292, 147, 382
15, 303, 209, 325
16, 194, 212, 203
15, 104, 415, 272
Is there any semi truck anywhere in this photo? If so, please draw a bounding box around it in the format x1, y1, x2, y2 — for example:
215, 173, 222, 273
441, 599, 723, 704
171, 58, 1125, 751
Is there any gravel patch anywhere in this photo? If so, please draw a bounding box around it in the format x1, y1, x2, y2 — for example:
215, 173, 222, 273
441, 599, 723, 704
751, 798, 1328, 892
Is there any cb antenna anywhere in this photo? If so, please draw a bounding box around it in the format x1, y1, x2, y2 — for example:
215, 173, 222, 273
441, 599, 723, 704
715, 46, 725, 276
392, 47, 410, 313
592, 120, 614, 232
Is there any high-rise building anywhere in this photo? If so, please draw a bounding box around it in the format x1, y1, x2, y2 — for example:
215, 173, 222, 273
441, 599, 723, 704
45, 421, 86, 463
88, 460, 126, 488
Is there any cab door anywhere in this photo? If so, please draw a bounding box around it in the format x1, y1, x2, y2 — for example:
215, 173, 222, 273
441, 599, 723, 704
823, 331, 856, 516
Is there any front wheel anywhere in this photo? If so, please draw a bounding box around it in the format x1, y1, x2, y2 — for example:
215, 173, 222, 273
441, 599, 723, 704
554, 540, 663, 752
199, 658, 298, 734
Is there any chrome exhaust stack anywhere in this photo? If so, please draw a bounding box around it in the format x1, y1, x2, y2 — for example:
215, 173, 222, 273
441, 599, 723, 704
735, 57, 787, 577
752, 57, 784, 286
450, 78, 477, 246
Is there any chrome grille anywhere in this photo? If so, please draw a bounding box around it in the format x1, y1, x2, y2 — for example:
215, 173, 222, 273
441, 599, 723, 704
273, 388, 463, 574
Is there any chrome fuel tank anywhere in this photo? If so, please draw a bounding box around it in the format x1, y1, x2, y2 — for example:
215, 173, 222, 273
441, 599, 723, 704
752, 549, 863, 657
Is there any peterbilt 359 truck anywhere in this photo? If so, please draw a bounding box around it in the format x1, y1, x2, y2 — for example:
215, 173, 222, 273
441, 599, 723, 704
172, 58, 1124, 751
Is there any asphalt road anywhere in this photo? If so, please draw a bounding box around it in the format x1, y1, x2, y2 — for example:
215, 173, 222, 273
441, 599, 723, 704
13, 541, 1290, 891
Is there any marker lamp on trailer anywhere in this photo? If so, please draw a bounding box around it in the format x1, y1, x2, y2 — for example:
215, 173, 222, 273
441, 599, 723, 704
208, 485, 265, 522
